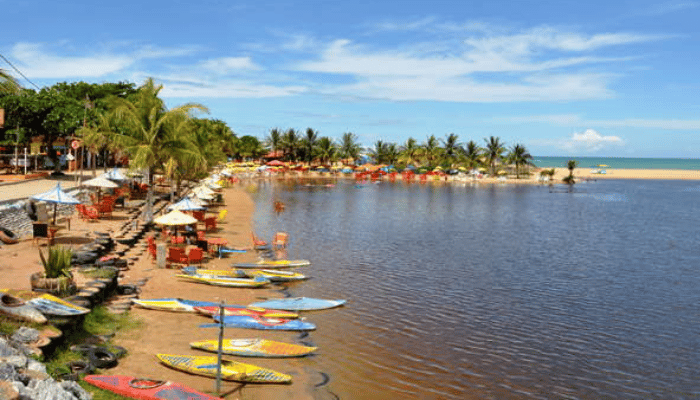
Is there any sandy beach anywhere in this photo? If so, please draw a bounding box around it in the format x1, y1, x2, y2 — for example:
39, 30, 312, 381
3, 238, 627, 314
0, 179, 318, 399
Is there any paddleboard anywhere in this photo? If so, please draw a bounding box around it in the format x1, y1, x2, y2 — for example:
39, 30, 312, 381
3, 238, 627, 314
249, 297, 346, 311
176, 274, 269, 288
203, 315, 316, 331
232, 259, 311, 269
193, 305, 298, 319
238, 269, 308, 282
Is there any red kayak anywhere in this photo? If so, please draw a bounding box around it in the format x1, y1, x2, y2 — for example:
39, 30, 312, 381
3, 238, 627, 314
84, 375, 222, 400
193, 305, 299, 319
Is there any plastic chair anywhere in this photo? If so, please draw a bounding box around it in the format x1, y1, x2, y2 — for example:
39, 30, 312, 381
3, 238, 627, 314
252, 232, 268, 249
167, 247, 188, 265
217, 209, 228, 222
188, 247, 204, 264
193, 211, 205, 222
204, 217, 217, 232
272, 232, 289, 249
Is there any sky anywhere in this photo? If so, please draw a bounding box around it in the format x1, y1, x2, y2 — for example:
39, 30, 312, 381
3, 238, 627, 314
2, 0, 700, 158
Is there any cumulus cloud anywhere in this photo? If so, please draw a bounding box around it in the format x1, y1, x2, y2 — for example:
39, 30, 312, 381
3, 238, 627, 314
561, 129, 624, 152
11, 42, 133, 78
199, 57, 260, 73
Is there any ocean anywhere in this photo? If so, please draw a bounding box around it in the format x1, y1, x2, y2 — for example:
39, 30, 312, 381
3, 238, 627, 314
251, 178, 700, 399
533, 156, 700, 170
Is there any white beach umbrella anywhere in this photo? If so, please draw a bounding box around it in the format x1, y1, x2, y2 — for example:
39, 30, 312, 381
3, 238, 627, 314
83, 176, 119, 189
168, 197, 206, 211
153, 210, 198, 226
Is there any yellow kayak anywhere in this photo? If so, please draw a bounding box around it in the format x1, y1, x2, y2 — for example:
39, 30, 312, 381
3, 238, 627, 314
176, 274, 269, 288
156, 354, 291, 384
190, 338, 316, 358
184, 267, 308, 283
232, 259, 310, 269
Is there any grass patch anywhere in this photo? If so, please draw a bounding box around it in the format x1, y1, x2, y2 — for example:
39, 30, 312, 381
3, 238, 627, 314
0, 315, 46, 336
78, 268, 118, 280
78, 381, 132, 400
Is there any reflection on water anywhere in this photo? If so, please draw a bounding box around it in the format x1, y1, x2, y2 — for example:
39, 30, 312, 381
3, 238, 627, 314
252, 179, 700, 399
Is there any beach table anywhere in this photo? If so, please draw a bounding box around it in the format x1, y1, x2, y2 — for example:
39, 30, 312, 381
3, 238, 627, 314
206, 237, 228, 254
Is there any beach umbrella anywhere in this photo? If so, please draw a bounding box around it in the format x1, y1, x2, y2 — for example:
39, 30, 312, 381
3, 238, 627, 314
153, 210, 198, 226
168, 197, 206, 211
31, 182, 81, 224
83, 176, 119, 189
102, 167, 128, 181
266, 160, 285, 167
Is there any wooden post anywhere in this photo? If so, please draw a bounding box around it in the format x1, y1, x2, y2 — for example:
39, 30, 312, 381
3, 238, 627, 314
216, 300, 225, 395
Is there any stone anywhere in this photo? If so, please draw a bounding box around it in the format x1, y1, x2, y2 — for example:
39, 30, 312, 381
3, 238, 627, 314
0, 381, 19, 400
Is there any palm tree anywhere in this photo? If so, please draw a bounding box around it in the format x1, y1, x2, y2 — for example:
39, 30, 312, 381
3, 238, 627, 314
484, 136, 506, 175
302, 127, 318, 165
563, 160, 578, 189
316, 137, 337, 165
265, 128, 282, 155
507, 143, 534, 178
281, 128, 300, 162
0, 69, 20, 94
339, 132, 361, 165
110, 77, 208, 219
442, 133, 461, 168
385, 143, 400, 166
421, 135, 441, 167
461, 140, 481, 170
368, 140, 387, 164
400, 137, 420, 167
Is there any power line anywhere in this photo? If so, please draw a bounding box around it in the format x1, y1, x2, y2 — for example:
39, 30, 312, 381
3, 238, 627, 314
0, 52, 40, 90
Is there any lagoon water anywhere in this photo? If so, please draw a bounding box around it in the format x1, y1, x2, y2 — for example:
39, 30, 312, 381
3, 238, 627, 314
251, 179, 700, 399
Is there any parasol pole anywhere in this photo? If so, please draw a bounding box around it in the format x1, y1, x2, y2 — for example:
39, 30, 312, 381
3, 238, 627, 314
216, 299, 225, 395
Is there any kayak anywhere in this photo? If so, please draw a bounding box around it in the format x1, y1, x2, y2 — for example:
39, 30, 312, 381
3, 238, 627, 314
193, 306, 298, 319
181, 267, 240, 277
0, 289, 89, 317
84, 375, 222, 400
236, 269, 308, 282
156, 354, 292, 384
0, 292, 47, 323
232, 259, 311, 269
190, 338, 316, 358
176, 274, 269, 288
249, 297, 347, 311
202, 315, 316, 331
132, 298, 261, 313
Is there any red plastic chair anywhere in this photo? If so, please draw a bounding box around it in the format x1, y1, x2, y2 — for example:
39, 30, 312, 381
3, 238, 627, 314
204, 217, 217, 232
188, 247, 204, 264
252, 232, 268, 248
167, 247, 188, 265
193, 211, 205, 222
272, 232, 288, 249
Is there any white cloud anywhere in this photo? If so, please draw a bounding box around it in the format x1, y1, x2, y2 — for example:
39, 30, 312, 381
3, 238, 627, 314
11, 42, 133, 78
159, 79, 306, 98
500, 114, 700, 130
199, 57, 260, 73
560, 129, 624, 152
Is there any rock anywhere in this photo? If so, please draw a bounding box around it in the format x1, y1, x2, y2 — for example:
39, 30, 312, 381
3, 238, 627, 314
27, 358, 47, 374
0, 362, 19, 381
60, 380, 92, 400
0, 381, 19, 400
11, 326, 40, 343
1, 355, 28, 370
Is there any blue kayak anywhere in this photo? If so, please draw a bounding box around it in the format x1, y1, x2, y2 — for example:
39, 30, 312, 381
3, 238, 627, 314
201, 315, 316, 331
249, 297, 347, 311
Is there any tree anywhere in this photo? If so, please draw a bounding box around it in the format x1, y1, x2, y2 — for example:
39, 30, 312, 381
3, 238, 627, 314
302, 127, 318, 165
110, 78, 208, 218
0, 69, 20, 94
281, 128, 300, 162
400, 137, 420, 166
368, 140, 387, 164
265, 128, 282, 154
442, 133, 461, 168
315, 136, 337, 165
421, 135, 441, 167
484, 136, 506, 175
237, 135, 266, 160
563, 159, 578, 189
385, 143, 400, 166
339, 132, 361, 165
460, 140, 481, 170
507, 143, 534, 178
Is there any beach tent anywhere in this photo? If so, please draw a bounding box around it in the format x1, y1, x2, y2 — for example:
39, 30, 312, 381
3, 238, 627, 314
31, 182, 81, 224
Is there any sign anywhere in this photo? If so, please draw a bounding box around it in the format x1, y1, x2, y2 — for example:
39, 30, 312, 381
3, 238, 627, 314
71, 140, 80, 149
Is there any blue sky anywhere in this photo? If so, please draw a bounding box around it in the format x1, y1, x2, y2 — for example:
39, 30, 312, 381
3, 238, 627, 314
2, 0, 700, 157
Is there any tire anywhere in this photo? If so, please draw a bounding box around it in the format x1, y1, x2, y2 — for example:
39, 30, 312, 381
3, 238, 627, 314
117, 284, 139, 295
0, 226, 18, 244
87, 347, 118, 369
67, 360, 94, 375
70, 344, 97, 354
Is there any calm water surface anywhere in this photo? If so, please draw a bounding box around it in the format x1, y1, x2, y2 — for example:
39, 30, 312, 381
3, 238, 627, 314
250, 179, 700, 399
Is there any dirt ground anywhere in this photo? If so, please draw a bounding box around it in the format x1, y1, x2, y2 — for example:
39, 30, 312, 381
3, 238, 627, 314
0, 183, 317, 400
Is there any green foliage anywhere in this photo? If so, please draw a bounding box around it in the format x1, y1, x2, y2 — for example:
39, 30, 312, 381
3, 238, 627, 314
38, 246, 73, 279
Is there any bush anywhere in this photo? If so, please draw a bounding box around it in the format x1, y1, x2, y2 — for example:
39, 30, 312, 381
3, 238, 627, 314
39, 246, 73, 279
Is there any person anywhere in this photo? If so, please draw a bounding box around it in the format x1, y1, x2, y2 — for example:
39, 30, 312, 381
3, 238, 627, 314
25, 199, 38, 221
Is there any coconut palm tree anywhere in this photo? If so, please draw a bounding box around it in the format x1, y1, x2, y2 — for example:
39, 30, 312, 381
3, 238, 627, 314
302, 127, 318, 165
339, 132, 361, 165
442, 133, 461, 168
460, 140, 482, 170
0, 69, 20, 94
421, 135, 441, 167
484, 136, 506, 175
265, 128, 282, 155
315, 136, 337, 165
400, 137, 421, 167
507, 143, 534, 178
368, 140, 387, 164
281, 128, 300, 162
110, 77, 208, 219
563, 159, 578, 189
